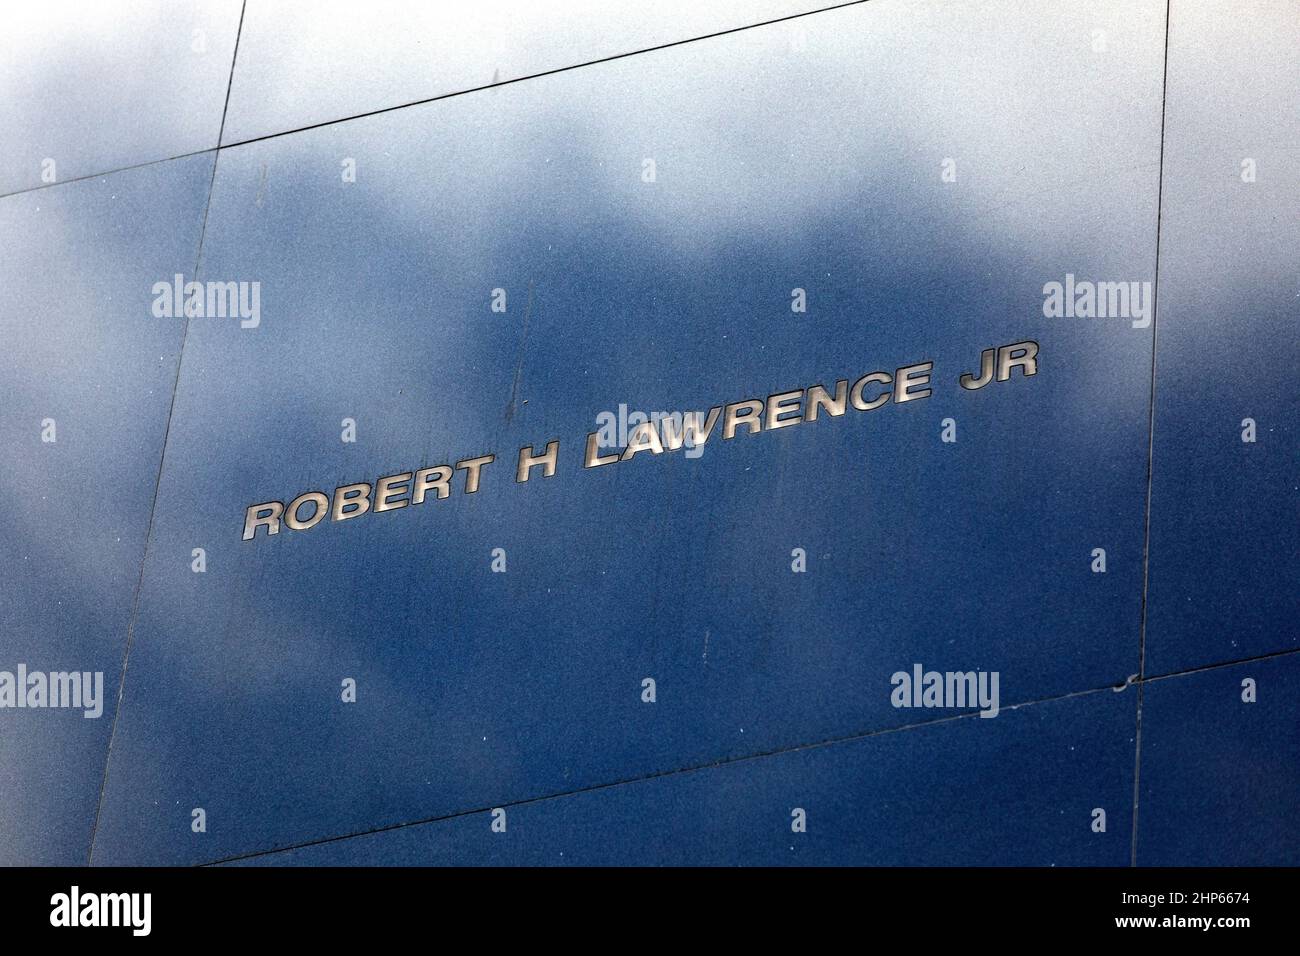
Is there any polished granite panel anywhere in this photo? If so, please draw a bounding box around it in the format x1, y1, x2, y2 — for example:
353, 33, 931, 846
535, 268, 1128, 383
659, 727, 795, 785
89, 1, 1167, 864
0, 1, 242, 195
230, 686, 1136, 866
1143, 0, 1300, 676
0, 153, 216, 863
1137, 652, 1300, 866
221, 0, 849, 145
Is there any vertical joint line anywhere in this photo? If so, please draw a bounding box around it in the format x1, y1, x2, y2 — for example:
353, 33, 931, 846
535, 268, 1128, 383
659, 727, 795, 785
86, 0, 248, 866
1132, 0, 1172, 869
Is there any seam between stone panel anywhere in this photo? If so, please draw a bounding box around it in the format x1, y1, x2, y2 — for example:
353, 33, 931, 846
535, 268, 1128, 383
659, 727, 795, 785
217, 0, 873, 150
85, 0, 249, 867
204, 646, 1300, 867
204, 679, 1124, 866
1131, 0, 1174, 869
0, 0, 872, 202
0, 149, 218, 200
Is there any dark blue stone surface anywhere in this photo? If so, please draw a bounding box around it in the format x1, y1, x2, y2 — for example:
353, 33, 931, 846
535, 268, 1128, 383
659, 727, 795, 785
231, 685, 1136, 866
0, 1, 241, 195
0, 154, 215, 863
1137, 653, 1300, 866
1, 0, 1292, 867
88, 2, 1166, 864
1143, 1, 1300, 676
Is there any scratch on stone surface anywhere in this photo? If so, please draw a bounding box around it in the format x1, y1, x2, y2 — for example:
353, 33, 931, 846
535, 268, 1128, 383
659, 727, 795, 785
703, 629, 710, 666
504, 280, 534, 424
